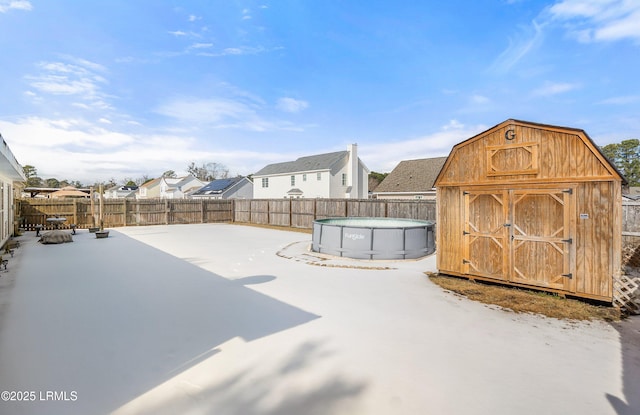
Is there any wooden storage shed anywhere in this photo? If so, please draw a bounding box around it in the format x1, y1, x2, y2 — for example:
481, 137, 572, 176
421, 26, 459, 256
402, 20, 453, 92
435, 119, 625, 302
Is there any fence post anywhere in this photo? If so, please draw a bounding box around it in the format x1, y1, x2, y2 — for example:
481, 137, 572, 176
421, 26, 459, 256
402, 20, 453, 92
90, 186, 96, 227
165, 199, 169, 225
123, 199, 127, 226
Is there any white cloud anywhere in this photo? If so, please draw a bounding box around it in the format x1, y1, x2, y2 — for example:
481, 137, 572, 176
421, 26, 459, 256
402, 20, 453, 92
0, 117, 292, 183
489, 20, 545, 73
276, 97, 309, 113
362, 120, 486, 172
155, 98, 255, 124
548, 0, 640, 43
154, 93, 309, 133
598, 95, 640, 105
470, 94, 490, 104
188, 42, 213, 49
26, 59, 108, 99
531, 81, 580, 96
169, 30, 187, 36
1, 114, 482, 183
0, 0, 32, 13
196, 45, 282, 57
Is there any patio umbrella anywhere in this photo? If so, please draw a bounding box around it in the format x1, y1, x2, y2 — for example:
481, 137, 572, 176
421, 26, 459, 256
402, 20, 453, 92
49, 186, 90, 198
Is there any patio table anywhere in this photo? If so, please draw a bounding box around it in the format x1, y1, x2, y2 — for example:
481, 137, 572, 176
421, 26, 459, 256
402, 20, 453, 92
46, 217, 67, 229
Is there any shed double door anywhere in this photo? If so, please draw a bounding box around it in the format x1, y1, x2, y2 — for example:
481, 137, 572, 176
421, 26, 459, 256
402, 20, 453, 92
463, 188, 574, 291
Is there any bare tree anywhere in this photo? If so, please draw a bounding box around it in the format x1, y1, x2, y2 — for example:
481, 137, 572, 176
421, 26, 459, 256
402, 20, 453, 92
135, 175, 150, 185
187, 161, 229, 181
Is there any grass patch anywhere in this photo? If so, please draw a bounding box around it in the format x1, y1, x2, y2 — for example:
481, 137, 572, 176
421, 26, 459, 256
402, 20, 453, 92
427, 273, 623, 322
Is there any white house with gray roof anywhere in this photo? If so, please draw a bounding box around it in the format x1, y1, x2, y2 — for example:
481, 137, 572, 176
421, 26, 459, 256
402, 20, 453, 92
253, 144, 369, 199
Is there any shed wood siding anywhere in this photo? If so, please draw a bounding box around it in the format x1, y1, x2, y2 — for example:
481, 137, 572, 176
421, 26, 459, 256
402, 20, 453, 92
435, 119, 623, 302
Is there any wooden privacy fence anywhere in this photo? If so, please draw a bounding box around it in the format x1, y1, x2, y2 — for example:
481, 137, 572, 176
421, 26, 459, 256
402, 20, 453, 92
623, 201, 640, 233
17, 198, 437, 231
622, 201, 640, 266
233, 199, 437, 228
17, 199, 233, 231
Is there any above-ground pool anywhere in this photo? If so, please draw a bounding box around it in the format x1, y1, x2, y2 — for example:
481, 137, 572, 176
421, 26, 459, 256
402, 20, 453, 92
312, 217, 435, 260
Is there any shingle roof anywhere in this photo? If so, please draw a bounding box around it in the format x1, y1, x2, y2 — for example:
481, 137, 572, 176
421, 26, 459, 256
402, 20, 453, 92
140, 177, 161, 188
254, 151, 348, 176
375, 157, 447, 193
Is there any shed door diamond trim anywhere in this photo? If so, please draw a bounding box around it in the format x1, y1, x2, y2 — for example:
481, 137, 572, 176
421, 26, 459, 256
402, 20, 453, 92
464, 191, 508, 280
464, 188, 574, 291
510, 190, 572, 290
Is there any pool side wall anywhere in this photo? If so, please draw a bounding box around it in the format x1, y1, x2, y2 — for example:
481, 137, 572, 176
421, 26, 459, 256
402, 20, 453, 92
312, 218, 435, 260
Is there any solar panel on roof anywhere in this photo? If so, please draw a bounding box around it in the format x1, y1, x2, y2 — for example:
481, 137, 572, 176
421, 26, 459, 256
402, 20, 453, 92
206, 179, 233, 191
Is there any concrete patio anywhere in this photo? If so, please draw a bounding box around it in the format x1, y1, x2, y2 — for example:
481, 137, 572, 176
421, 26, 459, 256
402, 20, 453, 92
0, 223, 637, 415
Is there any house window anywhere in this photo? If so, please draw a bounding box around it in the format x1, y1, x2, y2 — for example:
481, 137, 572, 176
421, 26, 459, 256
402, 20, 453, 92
317, 172, 322, 181
342, 173, 347, 186
291, 175, 295, 186
303, 174, 307, 182
262, 178, 269, 188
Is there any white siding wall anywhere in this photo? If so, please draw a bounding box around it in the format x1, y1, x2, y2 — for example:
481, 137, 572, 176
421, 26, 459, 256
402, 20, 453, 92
0, 177, 16, 245
329, 164, 349, 198
357, 162, 369, 198
254, 170, 331, 198
225, 180, 254, 199
0, 138, 25, 245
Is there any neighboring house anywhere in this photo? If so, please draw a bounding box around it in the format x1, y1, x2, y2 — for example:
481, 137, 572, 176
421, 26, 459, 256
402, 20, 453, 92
136, 178, 162, 199
373, 157, 447, 200
104, 185, 138, 199
191, 177, 253, 199
137, 175, 206, 199
0, 135, 26, 244
253, 144, 369, 199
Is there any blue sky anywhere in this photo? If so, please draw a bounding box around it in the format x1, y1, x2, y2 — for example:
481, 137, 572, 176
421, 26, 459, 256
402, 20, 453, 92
1, 0, 639, 184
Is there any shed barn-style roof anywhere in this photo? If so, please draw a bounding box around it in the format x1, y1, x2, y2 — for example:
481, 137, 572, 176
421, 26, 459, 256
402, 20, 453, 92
254, 151, 347, 176
375, 157, 447, 193
435, 119, 625, 186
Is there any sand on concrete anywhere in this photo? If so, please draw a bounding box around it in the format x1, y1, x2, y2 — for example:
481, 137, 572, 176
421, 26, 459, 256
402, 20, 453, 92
0, 223, 637, 415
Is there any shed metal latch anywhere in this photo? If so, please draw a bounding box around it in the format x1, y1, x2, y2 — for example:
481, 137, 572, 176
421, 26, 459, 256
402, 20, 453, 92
504, 223, 511, 227
463, 230, 470, 235
462, 259, 470, 264
463, 191, 470, 195
562, 238, 573, 244
562, 273, 573, 279
562, 189, 573, 194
